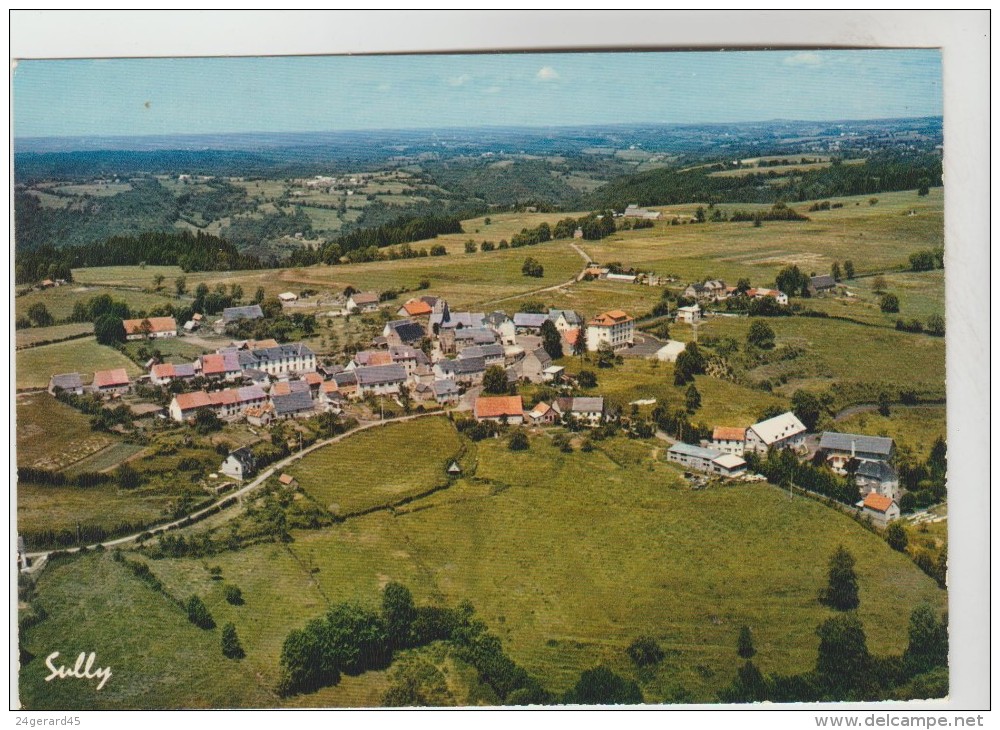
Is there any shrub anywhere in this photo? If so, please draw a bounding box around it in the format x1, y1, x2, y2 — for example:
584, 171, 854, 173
222, 622, 245, 659
626, 636, 665, 667
224, 585, 244, 605
186, 595, 216, 630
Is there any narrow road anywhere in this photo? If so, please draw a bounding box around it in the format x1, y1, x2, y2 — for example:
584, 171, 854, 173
23, 410, 445, 560
480, 241, 593, 306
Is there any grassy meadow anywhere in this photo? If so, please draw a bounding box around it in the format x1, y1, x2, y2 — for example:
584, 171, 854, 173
834, 405, 946, 460
16, 339, 142, 390
21, 422, 945, 708
16, 284, 181, 321
16, 322, 94, 349
16, 392, 117, 470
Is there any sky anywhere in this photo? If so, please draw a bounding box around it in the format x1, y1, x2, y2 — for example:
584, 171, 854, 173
12, 50, 942, 139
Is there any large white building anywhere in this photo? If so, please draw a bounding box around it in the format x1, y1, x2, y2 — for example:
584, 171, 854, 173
585, 310, 635, 352
744, 411, 807, 454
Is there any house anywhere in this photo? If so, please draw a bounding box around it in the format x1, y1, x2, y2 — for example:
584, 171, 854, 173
818, 432, 896, 469
562, 328, 583, 354
346, 292, 380, 313
486, 313, 518, 345
513, 312, 548, 335
747, 288, 789, 306
474, 395, 524, 424
349, 350, 394, 369
527, 401, 559, 426
420, 295, 447, 314
387, 345, 429, 375
354, 364, 408, 397
397, 299, 433, 318
198, 352, 243, 381
222, 305, 265, 324
654, 340, 687, 363
168, 386, 267, 422
710, 452, 748, 477
122, 316, 178, 340
271, 379, 310, 397
807, 275, 837, 296
244, 368, 271, 388
333, 371, 360, 399
383, 319, 426, 347
683, 282, 708, 300
585, 310, 635, 352
667, 442, 746, 476
744, 411, 807, 454
93, 368, 131, 395
233, 338, 281, 351
453, 328, 499, 351
605, 273, 637, 284
237, 343, 316, 376
856, 460, 900, 499
518, 347, 553, 383
430, 308, 486, 332
434, 356, 487, 386
221, 447, 256, 481
711, 426, 747, 456
457, 343, 505, 367
245, 402, 275, 426
542, 365, 565, 383
278, 291, 298, 302
432, 379, 462, 405
623, 204, 662, 220
319, 381, 342, 407
676, 305, 702, 324
271, 390, 315, 419
48, 372, 83, 396
149, 362, 196, 385
446, 461, 463, 477
553, 397, 605, 427
858, 492, 901, 527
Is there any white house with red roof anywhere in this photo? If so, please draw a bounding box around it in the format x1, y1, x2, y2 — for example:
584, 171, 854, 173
858, 492, 900, 527
585, 310, 635, 352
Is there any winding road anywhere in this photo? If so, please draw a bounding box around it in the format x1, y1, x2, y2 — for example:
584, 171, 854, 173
481, 241, 593, 306
23, 410, 445, 561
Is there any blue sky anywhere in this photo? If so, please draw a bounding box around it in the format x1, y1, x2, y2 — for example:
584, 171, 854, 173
12, 50, 942, 138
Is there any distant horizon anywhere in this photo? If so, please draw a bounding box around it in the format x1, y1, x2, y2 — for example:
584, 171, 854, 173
12, 51, 942, 140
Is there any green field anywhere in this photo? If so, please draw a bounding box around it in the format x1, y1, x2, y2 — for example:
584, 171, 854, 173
16, 392, 116, 469
17, 481, 168, 538
289, 416, 462, 516
16, 322, 94, 349
16, 285, 181, 321
834, 405, 946, 460
801, 270, 945, 328
22, 422, 944, 708
16, 339, 142, 390
18, 553, 276, 710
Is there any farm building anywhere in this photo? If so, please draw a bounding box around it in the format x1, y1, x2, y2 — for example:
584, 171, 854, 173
711, 426, 747, 456
354, 364, 408, 397
452, 327, 499, 350
198, 352, 243, 381
484, 312, 517, 345
807, 275, 837, 296
221, 447, 256, 481
517, 347, 553, 383
237, 343, 317, 376
513, 312, 548, 335
457, 343, 505, 367
346, 292, 380, 313
168, 386, 267, 422
278, 291, 298, 302
434, 356, 487, 386
432, 308, 486, 331
48, 372, 84, 396
585, 310, 635, 352
383, 319, 426, 347
858, 492, 901, 527
605, 273, 637, 284
122, 316, 178, 340
432, 379, 462, 405
745, 412, 807, 454
397, 299, 433, 318
527, 401, 559, 426
222, 305, 265, 324
622, 204, 661, 220
272, 390, 315, 419
548, 309, 582, 332
676, 305, 702, 324
818, 431, 896, 470
149, 362, 196, 385
654, 340, 686, 362
667, 442, 747, 477
553, 397, 605, 427
92, 368, 131, 395
747, 288, 789, 306
474, 395, 524, 424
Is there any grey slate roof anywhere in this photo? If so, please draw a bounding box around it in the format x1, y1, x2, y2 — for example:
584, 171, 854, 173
355, 364, 407, 386
454, 327, 498, 345
387, 320, 426, 344
49, 373, 83, 390
334, 371, 359, 388
529, 347, 553, 368
433, 380, 462, 396
457, 343, 504, 360
237, 385, 267, 402
238, 343, 315, 368
431, 311, 486, 330
548, 309, 581, 326
272, 390, 314, 415
226, 446, 256, 470
556, 396, 605, 414
513, 312, 548, 329
484, 311, 511, 327
810, 275, 836, 289
244, 368, 270, 383
438, 357, 487, 375
668, 442, 722, 460
223, 304, 265, 323
819, 431, 894, 457
857, 460, 898, 483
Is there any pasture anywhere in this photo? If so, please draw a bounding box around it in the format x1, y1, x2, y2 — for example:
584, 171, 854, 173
16, 284, 180, 321
15, 340, 142, 390
289, 415, 461, 516
833, 405, 946, 460
16, 392, 116, 470
16, 322, 93, 349
47, 422, 948, 708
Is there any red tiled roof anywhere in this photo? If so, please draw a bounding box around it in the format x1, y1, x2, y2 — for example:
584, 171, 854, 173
588, 310, 633, 327
93, 368, 130, 388
174, 391, 213, 411
321, 381, 339, 393
123, 317, 177, 335
474, 395, 524, 419
271, 382, 291, 396
278, 473, 295, 485
151, 363, 175, 379
249, 339, 280, 350
303, 372, 323, 386
402, 299, 433, 316
863, 493, 895, 513
201, 353, 238, 375
713, 426, 747, 442
563, 328, 582, 346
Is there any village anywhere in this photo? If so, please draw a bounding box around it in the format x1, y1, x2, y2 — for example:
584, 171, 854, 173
42, 268, 904, 535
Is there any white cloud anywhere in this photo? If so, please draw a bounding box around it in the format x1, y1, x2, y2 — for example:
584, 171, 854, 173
485, 85, 502, 94
783, 52, 823, 67
536, 66, 559, 81
376, 82, 391, 92
448, 74, 472, 87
